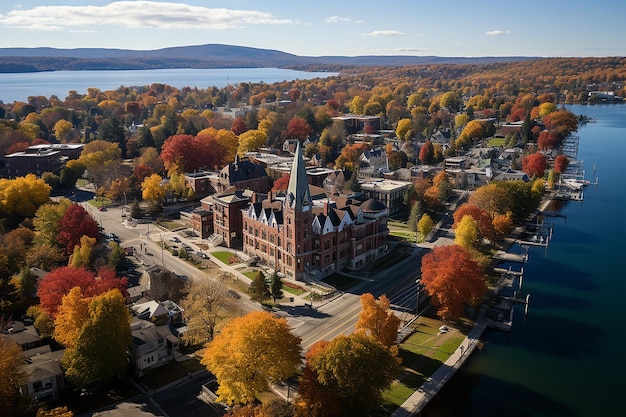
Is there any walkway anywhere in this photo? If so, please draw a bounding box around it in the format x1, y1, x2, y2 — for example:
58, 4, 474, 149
391, 308, 487, 417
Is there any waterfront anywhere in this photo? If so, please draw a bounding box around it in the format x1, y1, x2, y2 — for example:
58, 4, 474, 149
423, 103, 626, 416
0, 67, 337, 103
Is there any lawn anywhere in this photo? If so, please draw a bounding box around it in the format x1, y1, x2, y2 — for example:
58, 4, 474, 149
211, 251, 237, 265
487, 137, 507, 147
140, 358, 205, 390
158, 220, 185, 231
375, 316, 466, 416
321, 273, 363, 291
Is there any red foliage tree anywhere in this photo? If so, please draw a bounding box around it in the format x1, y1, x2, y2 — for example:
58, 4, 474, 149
160, 133, 227, 173
537, 130, 560, 150
271, 173, 290, 192
452, 203, 495, 242
542, 109, 578, 138
420, 245, 486, 321
230, 117, 248, 136
56, 203, 99, 256
554, 155, 569, 174
522, 153, 547, 178
6, 141, 29, 154
418, 140, 434, 164
132, 162, 154, 183
286, 117, 312, 140
37, 266, 128, 317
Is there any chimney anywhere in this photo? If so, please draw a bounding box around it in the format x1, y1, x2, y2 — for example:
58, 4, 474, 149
324, 201, 329, 216
252, 192, 258, 204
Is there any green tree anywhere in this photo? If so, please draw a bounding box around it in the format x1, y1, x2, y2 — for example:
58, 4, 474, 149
300, 333, 400, 415
201, 311, 302, 405
60, 289, 131, 388
249, 271, 270, 303
270, 272, 284, 303
33, 199, 71, 247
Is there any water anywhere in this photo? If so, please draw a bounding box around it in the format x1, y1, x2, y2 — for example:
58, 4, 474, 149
423, 103, 626, 417
0, 67, 337, 103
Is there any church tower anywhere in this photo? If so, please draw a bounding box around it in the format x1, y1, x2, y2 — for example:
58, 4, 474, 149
283, 142, 313, 281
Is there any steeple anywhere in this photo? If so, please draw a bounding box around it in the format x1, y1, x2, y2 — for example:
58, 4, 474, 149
286, 141, 311, 211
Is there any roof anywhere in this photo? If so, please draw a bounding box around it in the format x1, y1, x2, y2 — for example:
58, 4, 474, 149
131, 300, 168, 319
286, 142, 312, 210
360, 198, 387, 213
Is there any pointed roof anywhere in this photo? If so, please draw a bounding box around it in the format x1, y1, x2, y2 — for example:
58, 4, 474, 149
286, 141, 311, 211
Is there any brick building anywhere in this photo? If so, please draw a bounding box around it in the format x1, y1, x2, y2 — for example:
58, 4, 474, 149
241, 143, 389, 281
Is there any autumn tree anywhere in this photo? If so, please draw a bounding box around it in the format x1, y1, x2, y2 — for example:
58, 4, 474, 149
60, 289, 131, 388
54, 287, 90, 348
287, 117, 313, 140
249, 271, 270, 303
0, 174, 51, 222
272, 173, 290, 192
56, 203, 99, 257
454, 215, 479, 250
36, 406, 74, 417
420, 245, 487, 321
554, 154, 569, 174
395, 118, 414, 141
492, 212, 514, 240
355, 293, 400, 348
453, 203, 495, 243
299, 333, 400, 415
68, 235, 97, 268
237, 129, 267, 157
418, 139, 434, 164
418, 213, 435, 239
0, 334, 25, 416
522, 152, 547, 178
201, 311, 302, 405
38, 266, 128, 317
141, 173, 168, 204
178, 275, 235, 345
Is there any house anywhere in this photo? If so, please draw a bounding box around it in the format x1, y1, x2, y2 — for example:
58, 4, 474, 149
191, 207, 213, 239
332, 115, 381, 134
130, 318, 179, 376
3, 321, 42, 351
184, 171, 219, 196
130, 299, 184, 325
501, 121, 524, 135
241, 143, 389, 281
493, 168, 530, 182
138, 266, 186, 302
21, 345, 65, 402
218, 155, 269, 194
210, 187, 253, 248
360, 148, 388, 171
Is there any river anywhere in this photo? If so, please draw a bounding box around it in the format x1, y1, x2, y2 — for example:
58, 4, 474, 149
423, 103, 626, 416
0, 67, 337, 103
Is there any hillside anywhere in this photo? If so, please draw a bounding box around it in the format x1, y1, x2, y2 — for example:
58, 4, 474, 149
0, 43, 538, 73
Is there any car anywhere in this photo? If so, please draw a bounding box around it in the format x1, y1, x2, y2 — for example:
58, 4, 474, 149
227, 289, 241, 299
170, 237, 181, 243
198, 252, 209, 259
98, 206, 107, 211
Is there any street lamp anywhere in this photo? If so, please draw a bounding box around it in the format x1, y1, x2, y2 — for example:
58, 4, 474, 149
416, 279, 421, 317
160, 232, 165, 268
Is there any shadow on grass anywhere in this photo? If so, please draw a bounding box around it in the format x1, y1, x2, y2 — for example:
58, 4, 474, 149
60, 377, 141, 415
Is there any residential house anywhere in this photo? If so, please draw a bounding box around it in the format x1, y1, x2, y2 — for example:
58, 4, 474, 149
21, 345, 65, 402
130, 318, 179, 376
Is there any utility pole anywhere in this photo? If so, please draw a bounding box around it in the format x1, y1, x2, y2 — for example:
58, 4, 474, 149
416, 279, 421, 317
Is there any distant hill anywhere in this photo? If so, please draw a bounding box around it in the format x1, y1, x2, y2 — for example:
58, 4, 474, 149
0, 43, 539, 73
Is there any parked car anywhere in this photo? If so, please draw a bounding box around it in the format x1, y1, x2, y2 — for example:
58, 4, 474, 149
198, 251, 209, 259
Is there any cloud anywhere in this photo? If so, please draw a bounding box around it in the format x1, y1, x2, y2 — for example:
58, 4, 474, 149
0, 1, 293, 30
485, 30, 510, 36
325, 16, 363, 24
396, 47, 427, 53
365, 30, 405, 37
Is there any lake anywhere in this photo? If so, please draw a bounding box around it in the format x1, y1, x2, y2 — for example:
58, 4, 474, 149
423, 103, 626, 417
0, 67, 338, 103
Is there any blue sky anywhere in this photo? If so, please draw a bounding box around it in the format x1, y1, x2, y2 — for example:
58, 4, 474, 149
0, 1, 624, 57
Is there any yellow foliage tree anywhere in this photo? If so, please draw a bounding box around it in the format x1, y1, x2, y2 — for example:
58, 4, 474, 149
54, 287, 90, 349
0, 174, 51, 219
0, 334, 25, 414
53, 119, 73, 142
201, 311, 302, 405
69, 235, 97, 268
237, 129, 267, 157
141, 173, 167, 203
418, 213, 435, 238
355, 293, 401, 348
454, 215, 479, 250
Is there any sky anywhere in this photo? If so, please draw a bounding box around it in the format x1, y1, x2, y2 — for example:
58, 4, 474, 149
0, 0, 625, 57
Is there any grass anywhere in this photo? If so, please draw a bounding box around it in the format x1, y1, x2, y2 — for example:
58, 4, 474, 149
322, 273, 363, 291
158, 220, 185, 231
211, 251, 236, 265
243, 271, 258, 280
487, 137, 507, 147
140, 358, 204, 390
374, 316, 466, 416
283, 284, 306, 295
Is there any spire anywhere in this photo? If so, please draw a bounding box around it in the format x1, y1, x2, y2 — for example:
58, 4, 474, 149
286, 141, 311, 211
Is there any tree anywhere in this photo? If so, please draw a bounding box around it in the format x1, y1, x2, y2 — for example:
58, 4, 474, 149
249, 271, 270, 303
554, 154, 569, 174
178, 275, 235, 345
407, 200, 422, 236
272, 173, 290, 192
36, 406, 74, 417
54, 287, 90, 348
53, 119, 73, 142
522, 153, 547, 178
395, 118, 413, 141
454, 215, 479, 250
355, 293, 400, 348
418, 140, 434, 164
68, 235, 96, 268
418, 213, 435, 238
27, 304, 54, 338
270, 272, 284, 303
453, 203, 495, 242
56, 203, 99, 257
141, 173, 167, 203
300, 333, 400, 415
37, 266, 128, 317
0, 174, 51, 222
287, 117, 312, 140
201, 311, 302, 405
420, 245, 487, 321
0, 334, 25, 417
237, 129, 267, 157
492, 212, 514, 241
60, 289, 131, 388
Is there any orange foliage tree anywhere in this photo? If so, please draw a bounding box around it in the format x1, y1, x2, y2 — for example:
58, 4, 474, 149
522, 153, 547, 178
355, 293, 401, 348
420, 245, 486, 321
453, 203, 495, 242
554, 154, 569, 174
